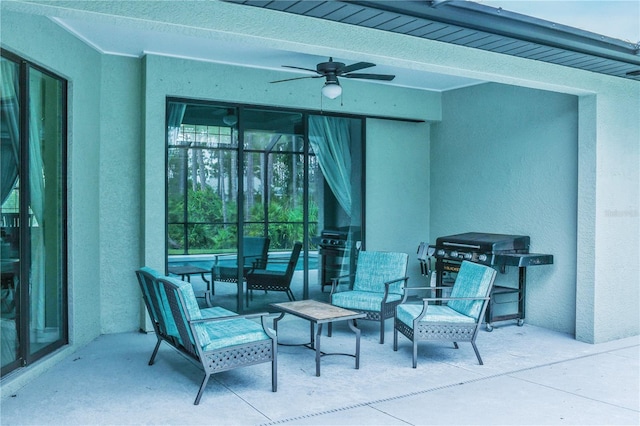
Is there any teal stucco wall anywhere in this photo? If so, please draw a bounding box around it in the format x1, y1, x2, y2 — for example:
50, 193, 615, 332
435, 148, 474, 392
431, 83, 579, 335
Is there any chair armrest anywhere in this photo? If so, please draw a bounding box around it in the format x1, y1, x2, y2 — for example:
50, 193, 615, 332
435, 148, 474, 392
383, 276, 409, 302
263, 259, 289, 264
190, 312, 271, 324
421, 296, 490, 303
191, 312, 277, 339
401, 285, 456, 297
385, 276, 410, 286
411, 296, 491, 322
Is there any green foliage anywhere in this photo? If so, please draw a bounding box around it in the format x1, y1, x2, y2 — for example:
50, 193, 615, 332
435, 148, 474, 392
168, 186, 318, 254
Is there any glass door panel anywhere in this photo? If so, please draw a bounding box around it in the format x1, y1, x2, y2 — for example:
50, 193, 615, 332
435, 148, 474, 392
308, 115, 363, 291
1, 56, 21, 371
167, 102, 244, 311
243, 109, 305, 310
28, 67, 66, 356
167, 102, 239, 255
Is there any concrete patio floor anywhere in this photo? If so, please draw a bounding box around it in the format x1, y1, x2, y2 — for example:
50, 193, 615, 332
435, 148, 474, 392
1, 315, 638, 425
2, 272, 639, 425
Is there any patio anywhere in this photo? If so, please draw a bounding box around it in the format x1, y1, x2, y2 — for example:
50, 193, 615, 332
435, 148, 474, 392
1, 273, 638, 425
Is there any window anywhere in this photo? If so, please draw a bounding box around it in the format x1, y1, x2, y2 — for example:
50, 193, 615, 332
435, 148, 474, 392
1, 50, 68, 376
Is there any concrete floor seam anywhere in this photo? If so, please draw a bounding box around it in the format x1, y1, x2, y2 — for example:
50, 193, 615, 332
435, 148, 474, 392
256, 344, 640, 426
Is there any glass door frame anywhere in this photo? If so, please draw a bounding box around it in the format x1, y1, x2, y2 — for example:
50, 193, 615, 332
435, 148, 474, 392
1, 49, 69, 376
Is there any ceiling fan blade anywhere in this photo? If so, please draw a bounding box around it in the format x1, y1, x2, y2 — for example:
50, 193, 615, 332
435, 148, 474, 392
343, 73, 396, 81
339, 62, 375, 74
270, 75, 323, 83
282, 65, 319, 74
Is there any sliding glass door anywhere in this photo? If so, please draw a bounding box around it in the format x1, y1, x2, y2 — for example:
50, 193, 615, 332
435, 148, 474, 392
1, 50, 68, 376
166, 99, 363, 312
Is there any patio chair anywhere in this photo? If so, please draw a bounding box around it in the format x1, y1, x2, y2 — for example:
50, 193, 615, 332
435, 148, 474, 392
213, 236, 270, 290
393, 260, 497, 368
245, 242, 302, 307
329, 251, 409, 344
137, 267, 237, 365
135, 268, 277, 405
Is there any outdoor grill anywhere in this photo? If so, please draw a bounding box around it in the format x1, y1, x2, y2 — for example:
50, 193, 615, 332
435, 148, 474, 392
313, 228, 360, 292
425, 232, 553, 331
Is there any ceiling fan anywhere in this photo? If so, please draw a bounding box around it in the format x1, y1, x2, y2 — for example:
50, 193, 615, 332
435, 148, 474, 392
270, 57, 396, 99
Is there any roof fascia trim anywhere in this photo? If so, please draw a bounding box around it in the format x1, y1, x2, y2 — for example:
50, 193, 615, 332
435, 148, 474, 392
344, 0, 640, 65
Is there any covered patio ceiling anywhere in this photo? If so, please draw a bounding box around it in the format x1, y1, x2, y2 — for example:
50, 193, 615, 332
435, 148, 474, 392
37, 0, 639, 100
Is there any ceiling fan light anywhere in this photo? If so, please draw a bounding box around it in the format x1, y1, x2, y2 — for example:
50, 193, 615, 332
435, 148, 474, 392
223, 113, 238, 126
322, 82, 342, 99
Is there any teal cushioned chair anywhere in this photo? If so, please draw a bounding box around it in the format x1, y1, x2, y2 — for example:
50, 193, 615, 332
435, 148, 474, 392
393, 260, 497, 368
135, 269, 277, 405
330, 251, 409, 344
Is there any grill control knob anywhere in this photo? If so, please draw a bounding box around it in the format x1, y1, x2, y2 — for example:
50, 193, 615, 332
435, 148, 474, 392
437, 249, 445, 257
478, 254, 488, 262
463, 253, 473, 260
450, 251, 458, 258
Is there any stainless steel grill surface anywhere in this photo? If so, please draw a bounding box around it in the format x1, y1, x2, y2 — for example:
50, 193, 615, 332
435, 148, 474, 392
431, 232, 552, 267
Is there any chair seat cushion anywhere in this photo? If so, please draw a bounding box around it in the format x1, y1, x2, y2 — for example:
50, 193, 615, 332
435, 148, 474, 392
396, 304, 476, 327
217, 265, 251, 281
201, 318, 271, 351
332, 290, 402, 312
201, 306, 237, 318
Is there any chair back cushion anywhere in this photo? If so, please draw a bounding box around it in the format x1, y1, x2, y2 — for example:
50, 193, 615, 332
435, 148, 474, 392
136, 267, 162, 322
447, 261, 497, 319
136, 267, 179, 337
352, 251, 408, 295
158, 276, 212, 350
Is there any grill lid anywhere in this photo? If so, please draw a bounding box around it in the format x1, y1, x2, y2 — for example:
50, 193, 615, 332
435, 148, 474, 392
435, 232, 530, 253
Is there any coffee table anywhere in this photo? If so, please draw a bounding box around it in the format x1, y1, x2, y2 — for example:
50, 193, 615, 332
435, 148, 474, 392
270, 300, 367, 376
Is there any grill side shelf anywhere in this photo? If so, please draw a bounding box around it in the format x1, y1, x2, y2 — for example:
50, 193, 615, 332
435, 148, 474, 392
494, 253, 554, 267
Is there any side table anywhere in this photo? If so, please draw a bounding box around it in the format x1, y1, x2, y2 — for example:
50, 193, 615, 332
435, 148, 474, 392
270, 300, 366, 376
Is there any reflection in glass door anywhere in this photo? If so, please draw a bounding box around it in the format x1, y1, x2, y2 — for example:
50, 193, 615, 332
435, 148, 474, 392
242, 109, 313, 306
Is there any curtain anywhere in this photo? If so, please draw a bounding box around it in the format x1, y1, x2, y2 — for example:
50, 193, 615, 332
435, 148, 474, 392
167, 102, 186, 144
308, 115, 352, 217
0, 58, 20, 205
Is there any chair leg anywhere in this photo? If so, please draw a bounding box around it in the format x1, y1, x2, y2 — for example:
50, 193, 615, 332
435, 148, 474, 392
272, 356, 277, 392
393, 326, 398, 351
412, 340, 418, 368
453, 341, 459, 349
149, 338, 162, 365
287, 289, 295, 301
379, 317, 385, 344
471, 341, 484, 365
327, 322, 332, 337
194, 373, 211, 405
